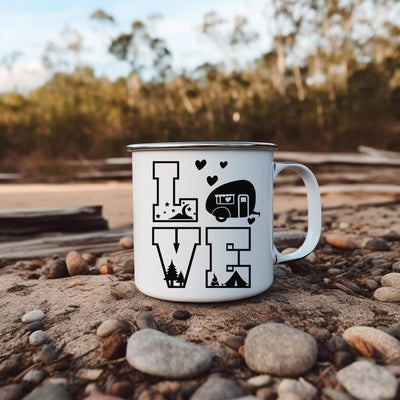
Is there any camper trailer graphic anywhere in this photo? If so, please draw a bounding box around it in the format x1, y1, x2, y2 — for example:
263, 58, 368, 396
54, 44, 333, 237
206, 180, 260, 222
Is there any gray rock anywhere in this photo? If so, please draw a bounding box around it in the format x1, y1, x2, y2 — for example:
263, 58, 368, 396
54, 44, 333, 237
392, 261, 400, 272
25, 321, 44, 332
337, 360, 398, 400
343, 326, 400, 363
45, 259, 69, 279
247, 375, 272, 387
322, 387, 356, 400
0, 357, 21, 376
189, 377, 244, 400
244, 323, 318, 376
96, 319, 124, 337
374, 287, 400, 302
21, 310, 45, 323
40, 345, 57, 364
277, 378, 318, 399
126, 328, 212, 378
136, 311, 157, 330
366, 279, 379, 290
22, 384, 71, 400
274, 230, 307, 248
365, 238, 391, 251
0, 383, 24, 400
28, 330, 47, 346
22, 369, 47, 384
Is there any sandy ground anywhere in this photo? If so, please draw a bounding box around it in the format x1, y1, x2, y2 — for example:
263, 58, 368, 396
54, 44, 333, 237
0, 181, 398, 229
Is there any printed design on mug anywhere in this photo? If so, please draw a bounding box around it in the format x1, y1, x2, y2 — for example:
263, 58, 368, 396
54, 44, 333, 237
153, 161, 198, 222
205, 227, 251, 288
152, 227, 201, 288
206, 180, 260, 224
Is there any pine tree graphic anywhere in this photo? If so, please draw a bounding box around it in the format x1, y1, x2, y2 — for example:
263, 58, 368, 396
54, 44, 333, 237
165, 261, 179, 287
177, 270, 185, 287
211, 273, 219, 287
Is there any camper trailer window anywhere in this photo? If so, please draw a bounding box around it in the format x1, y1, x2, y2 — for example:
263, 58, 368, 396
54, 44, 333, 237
215, 194, 235, 205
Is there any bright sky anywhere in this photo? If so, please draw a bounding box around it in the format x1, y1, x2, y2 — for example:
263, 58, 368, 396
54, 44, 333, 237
0, 0, 270, 94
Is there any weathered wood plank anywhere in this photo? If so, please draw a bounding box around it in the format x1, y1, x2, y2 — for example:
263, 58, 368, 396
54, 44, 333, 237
0, 228, 132, 263
0, 205, 109, 237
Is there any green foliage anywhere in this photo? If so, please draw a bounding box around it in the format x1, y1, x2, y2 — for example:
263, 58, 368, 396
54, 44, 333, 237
1, 1, 400, 174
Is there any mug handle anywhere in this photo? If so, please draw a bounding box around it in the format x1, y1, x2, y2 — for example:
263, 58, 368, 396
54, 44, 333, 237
273, 162, 321, 264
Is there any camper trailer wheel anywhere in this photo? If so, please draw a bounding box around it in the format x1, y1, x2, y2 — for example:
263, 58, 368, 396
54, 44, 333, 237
213, 207, 230, 222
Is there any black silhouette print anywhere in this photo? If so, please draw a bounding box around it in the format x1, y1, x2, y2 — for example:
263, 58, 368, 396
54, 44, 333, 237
206, 180, 260, 222
153, 161, 198, 222
205, 227, 251, 288
220, 161, 228, 168
207, 176, 218, 186
153, 227, 201, 288
195, 160, 206, 170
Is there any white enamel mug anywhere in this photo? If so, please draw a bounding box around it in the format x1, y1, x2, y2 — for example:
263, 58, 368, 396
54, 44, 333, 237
127, 142, 321, 302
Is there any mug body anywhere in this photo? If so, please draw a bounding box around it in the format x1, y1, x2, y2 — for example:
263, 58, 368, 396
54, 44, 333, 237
128, 142, 278, 302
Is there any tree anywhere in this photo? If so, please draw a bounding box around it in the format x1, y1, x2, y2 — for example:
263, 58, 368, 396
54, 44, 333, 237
165, 261, 179, 287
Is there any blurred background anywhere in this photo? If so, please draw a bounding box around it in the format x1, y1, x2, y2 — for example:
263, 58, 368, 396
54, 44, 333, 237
0, 0, 399, 228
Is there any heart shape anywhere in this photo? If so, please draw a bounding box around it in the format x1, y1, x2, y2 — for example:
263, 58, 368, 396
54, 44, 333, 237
195, 159, 206, 170
207, 176, 218, 186
225, 195, 232, 202
248, 217, 255, 225
220, 161, 228, 168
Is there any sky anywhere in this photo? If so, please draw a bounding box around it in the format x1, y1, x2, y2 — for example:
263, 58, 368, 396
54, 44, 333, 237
0, 0, 270, 94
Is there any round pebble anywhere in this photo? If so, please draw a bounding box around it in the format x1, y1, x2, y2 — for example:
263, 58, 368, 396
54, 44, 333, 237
96, 319, 125, 337
189, 377, 244, 400
23, 368, 47, 384
337, 360, 398, 400
23, 384, 72, 400
172, 310, 191, 320
45, 259, 69, 279
0, 383, 25, 400
374, 287, 400, 302
107, 381, 135, 398
65, 250, 89, 276
381, 272, 400, 289
365, 238, 391, 251
244, 322, 318, 376
136, 311, 157, 330
25, 320, 44, 332
325, 234, 357, 250
119, 236, 133, 250
82, 253, 97, 265
102, 331, 126, 360
392, 261, 400, 272
366, 279, 379, 290
277, 378, 318, 400
126, 328, 212, 378
40, 344, 58, 364
343, 326, 400, 363
22, 309, 45, 323
322, 387, 357, 400
29, 330, 47, 346
99, 264, 113, 275
247, 375, 272, 387
333, 351, 353, 369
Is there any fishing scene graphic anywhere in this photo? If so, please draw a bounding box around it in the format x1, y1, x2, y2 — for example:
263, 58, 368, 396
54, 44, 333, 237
152, 159, 258, 289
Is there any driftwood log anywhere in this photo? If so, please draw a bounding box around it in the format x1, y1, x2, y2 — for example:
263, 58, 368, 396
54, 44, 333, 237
0, 205, 108, 239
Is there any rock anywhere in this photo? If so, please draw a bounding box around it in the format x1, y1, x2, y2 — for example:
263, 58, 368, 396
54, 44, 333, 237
136, 311, 157, 330
107, 381, 135, 398
45, 259, 69, 279
337, 360, 398, 400
172, 310, 191, 320
255, 387, 275, 400
119, 236, 133, 250
365, 279, 379, 290
385, 322, 400, 340
40, 344, 57, 364
365, 239, 391, 251
83, 394, 124, 400
0, 357, 21, 377
306, 327, 330, 342
99, 264, 113, 275
333, 351, 353, 369
126, 329, 212, 378
22, 369, 46, 384
343, 326, 400, 363
305, 252, 317, 263
28, 330, 47, 346
189, 377, 244, 400
374, 287, 400, 302
322, 387, 356, 400
0, 383, 25, 400
96, 319, 125, 337
102, 331, 126, 360
25, 321, 44, 332
82, 253, 97, 265
327, 335, 351, 353
22, 309, 45, 323
22, 385, 71, 400
274, 230, 307, 248
277, 378, 318, 399
325, 234, 357, 250
65, 250, 89, 276
392, 261, 400, 272
381, 272, 400, 289
247, 375, 272, 387
244, 322, 318, 376
224, 335, 244, 351
76, 368, 104, 381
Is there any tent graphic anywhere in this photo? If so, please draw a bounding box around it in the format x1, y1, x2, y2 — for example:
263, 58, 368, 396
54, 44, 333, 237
224, 271, 248, 287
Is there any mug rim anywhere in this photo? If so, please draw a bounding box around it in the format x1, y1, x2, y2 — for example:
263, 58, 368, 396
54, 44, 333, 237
127, 141, 278, 152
